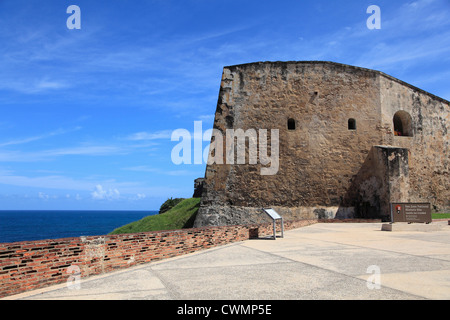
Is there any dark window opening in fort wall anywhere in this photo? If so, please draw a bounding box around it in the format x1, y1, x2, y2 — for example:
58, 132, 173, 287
348, 118, 356, 130
393, 111, 413, 137
287, 118, 296, 130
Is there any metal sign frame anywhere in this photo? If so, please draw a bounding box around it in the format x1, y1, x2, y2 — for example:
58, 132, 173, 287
262, 208, 284, 240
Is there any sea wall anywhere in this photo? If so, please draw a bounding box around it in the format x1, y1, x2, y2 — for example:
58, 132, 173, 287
0, 219, 320, 298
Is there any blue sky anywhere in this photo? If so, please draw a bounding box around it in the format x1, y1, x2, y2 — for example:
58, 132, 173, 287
0, 0, 449, 210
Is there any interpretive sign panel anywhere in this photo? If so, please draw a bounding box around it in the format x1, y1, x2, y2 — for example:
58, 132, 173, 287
391, 203, 432, 223
262, 208, 284, 239
263, 208, 282, 220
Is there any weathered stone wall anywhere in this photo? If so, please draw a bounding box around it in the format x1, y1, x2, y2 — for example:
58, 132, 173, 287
194, 61, 449, 227
345, 145, 410, 220
379, 76, 450, 213
196, 61, 384, 226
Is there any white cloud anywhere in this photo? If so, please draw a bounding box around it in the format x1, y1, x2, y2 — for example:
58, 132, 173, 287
125, 130, 173, 141
123, 165, 199, 176
35, 78, 68, 90
129, 193, 146, 201
0, 126, 82, 147
0, 173, 94, 191
38, 191, 57, 200
38, 192, 49, 200
0, 170, 179, 198
45, 145, 124, 157
354, 32, 450, 71
0, 78, 70, 94
197, 114, 215, 122
91, 184, 120, 201
123, 166, 159, 173
0, 145, 125, 162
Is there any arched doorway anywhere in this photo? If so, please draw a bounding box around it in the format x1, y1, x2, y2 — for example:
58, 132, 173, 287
393, 111, 413, 137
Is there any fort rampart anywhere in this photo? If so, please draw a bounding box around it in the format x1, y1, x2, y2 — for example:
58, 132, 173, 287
194, 61, 449, 227
0, 219, 331, 298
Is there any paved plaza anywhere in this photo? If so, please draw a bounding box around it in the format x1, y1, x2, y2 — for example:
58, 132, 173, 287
5, 222, 450, 300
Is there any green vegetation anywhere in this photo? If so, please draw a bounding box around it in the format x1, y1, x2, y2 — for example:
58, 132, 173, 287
159, 197, 185, 214
109, 197, 201, 235
432, 213, 450, 219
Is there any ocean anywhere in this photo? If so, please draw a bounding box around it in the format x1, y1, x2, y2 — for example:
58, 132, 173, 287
0, 210, 157, 243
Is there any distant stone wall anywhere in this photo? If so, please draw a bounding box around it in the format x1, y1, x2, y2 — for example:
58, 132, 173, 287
0, 219, 318, 298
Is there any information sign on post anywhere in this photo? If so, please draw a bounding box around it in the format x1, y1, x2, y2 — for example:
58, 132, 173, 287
390, 203, 432, 223
262, 208, 284, 240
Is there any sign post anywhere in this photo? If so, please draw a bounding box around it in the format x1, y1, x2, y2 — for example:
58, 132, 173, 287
390, 203, 432, 223
262, 208, 284, 240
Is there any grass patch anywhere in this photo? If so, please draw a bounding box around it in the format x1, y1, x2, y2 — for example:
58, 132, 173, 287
109, 197, 201, 235
432, 213, 450, 219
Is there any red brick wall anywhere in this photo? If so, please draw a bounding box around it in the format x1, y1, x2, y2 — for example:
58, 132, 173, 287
0, 219, 317, 298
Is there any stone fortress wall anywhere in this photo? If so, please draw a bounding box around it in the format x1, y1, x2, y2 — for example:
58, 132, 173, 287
194, 61, 449, 227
